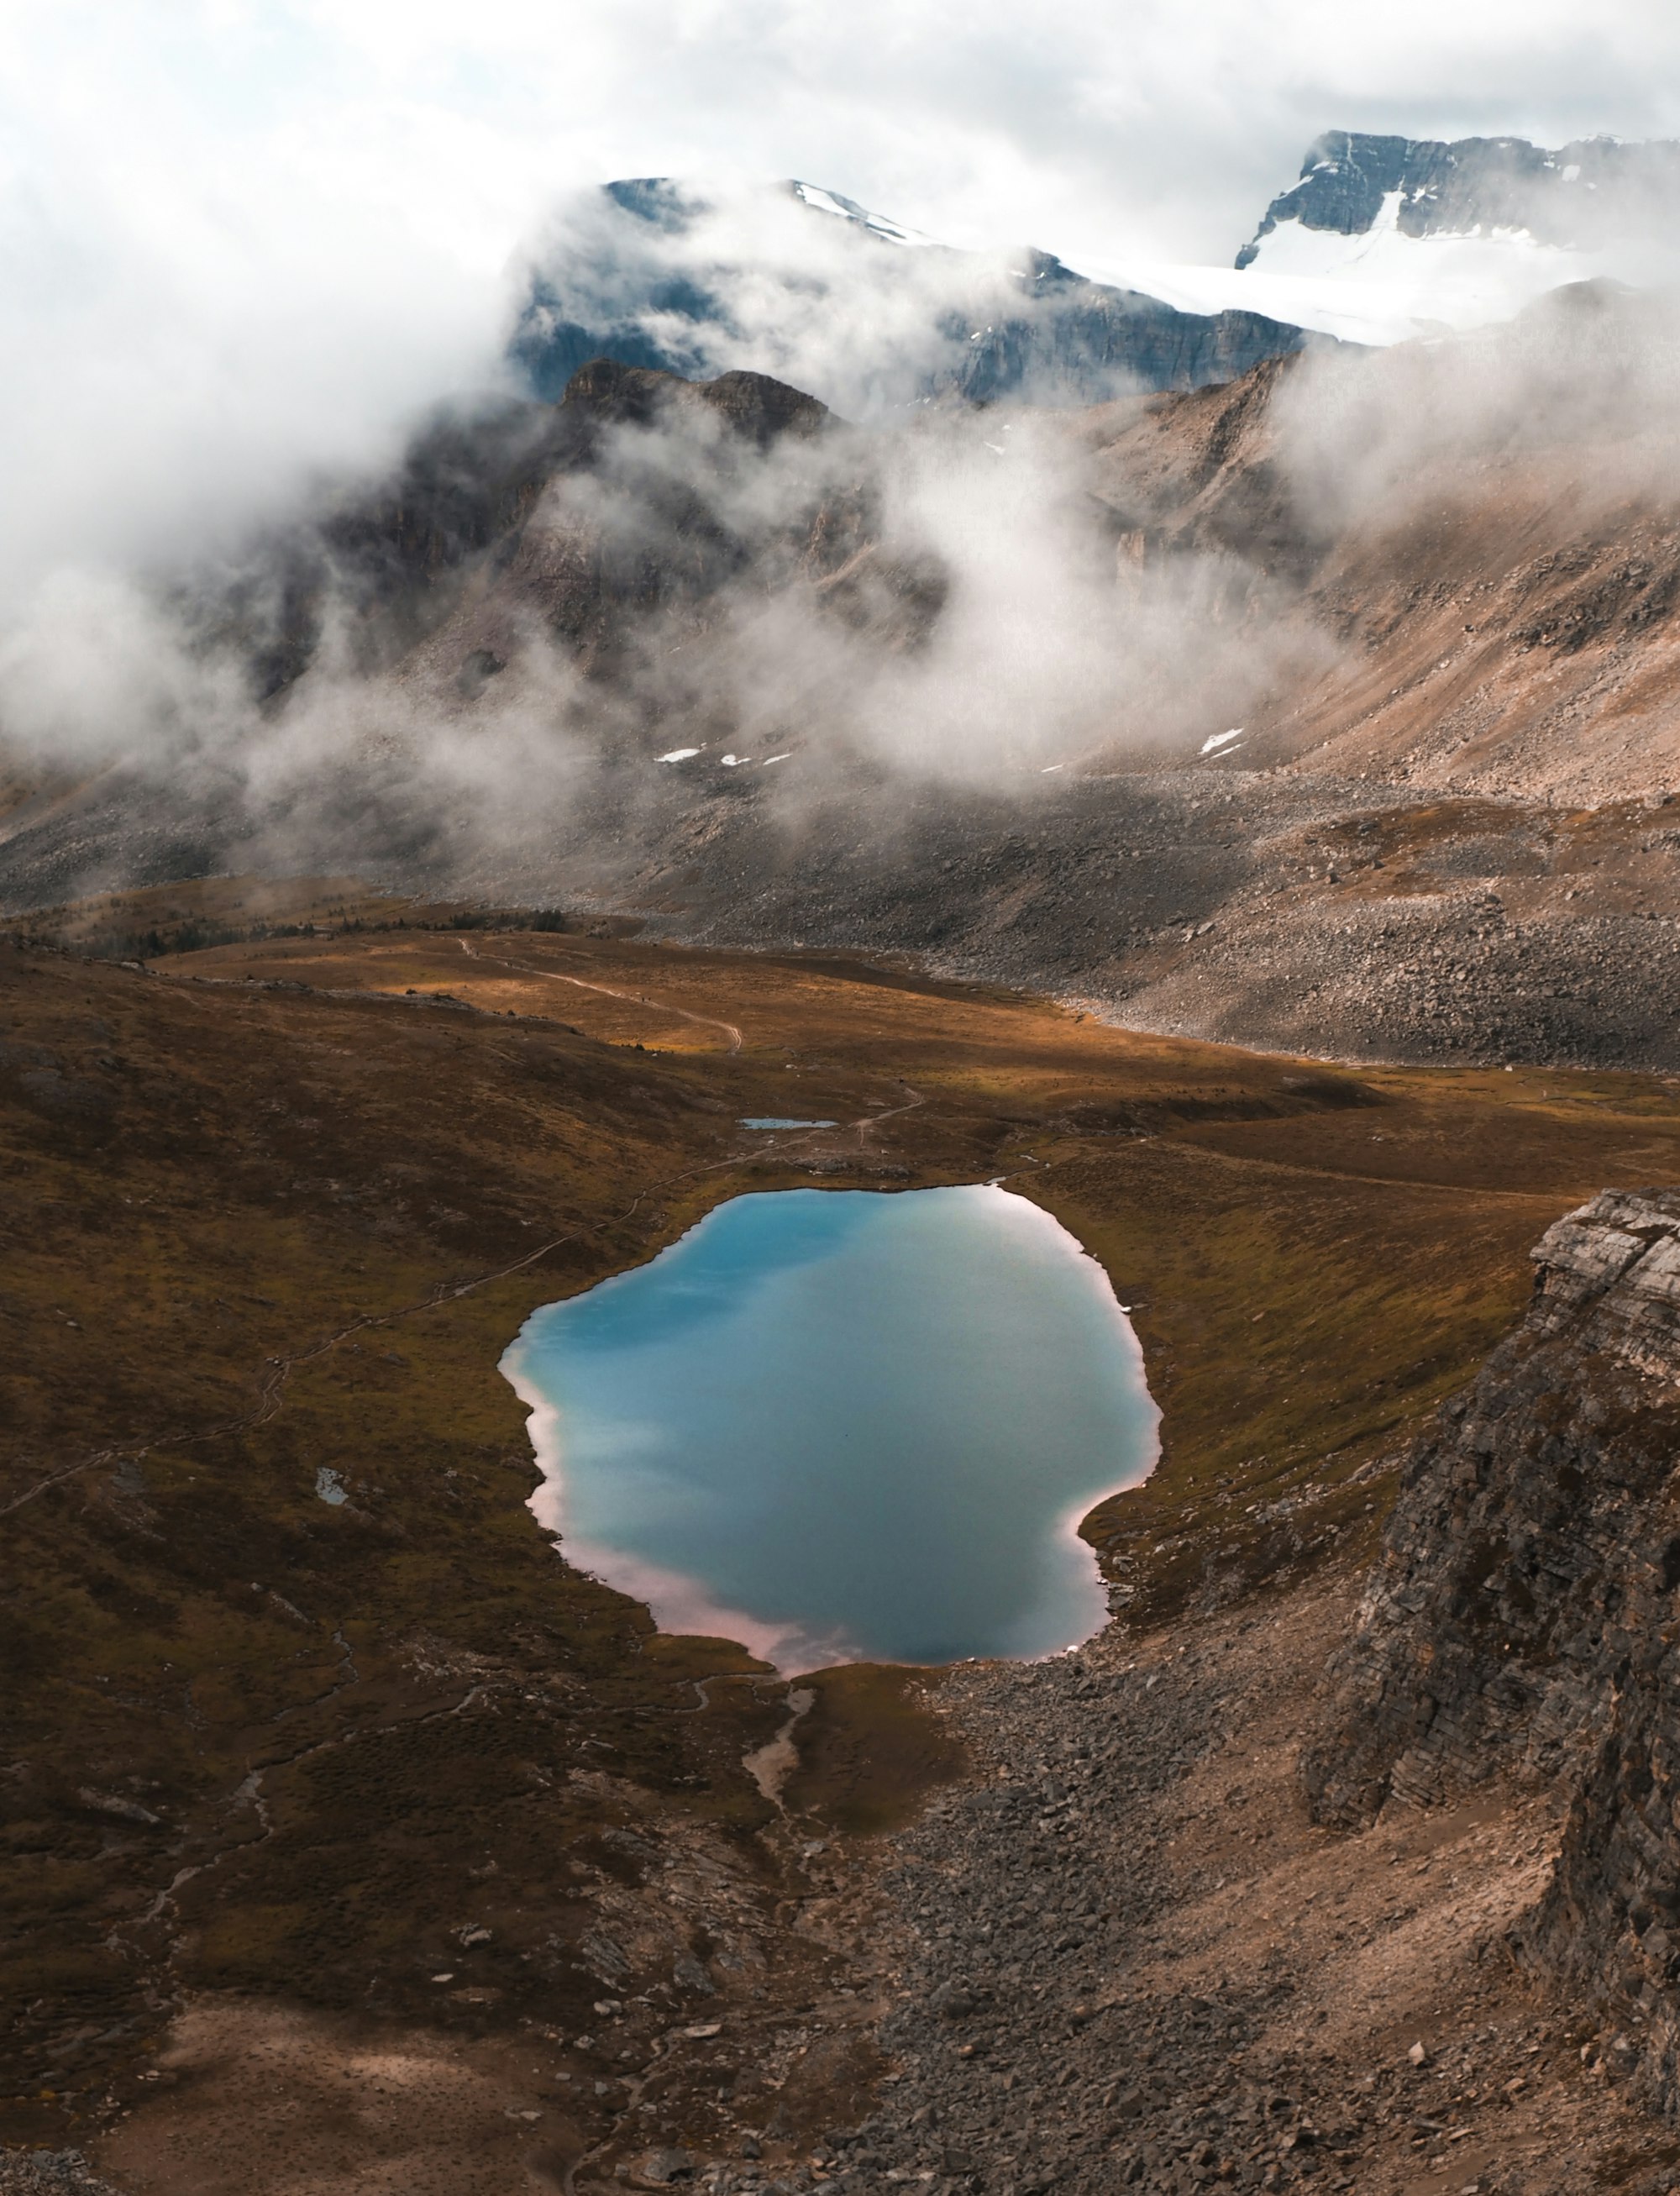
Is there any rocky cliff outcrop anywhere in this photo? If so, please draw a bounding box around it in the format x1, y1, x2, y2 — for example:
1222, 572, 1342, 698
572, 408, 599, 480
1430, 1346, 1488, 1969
941, 249, 1319, 407
1304, 1188, 1680, 2104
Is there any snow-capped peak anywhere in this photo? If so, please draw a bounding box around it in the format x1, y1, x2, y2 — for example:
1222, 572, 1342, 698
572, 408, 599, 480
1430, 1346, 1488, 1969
789, 180, 936, 248
1065, 131, 1680, 349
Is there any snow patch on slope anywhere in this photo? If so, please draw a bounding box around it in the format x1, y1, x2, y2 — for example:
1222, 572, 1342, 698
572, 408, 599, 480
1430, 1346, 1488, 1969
1066, 159, 1680, 349
1067, 218, 1644, 349
790, 181, 935, 248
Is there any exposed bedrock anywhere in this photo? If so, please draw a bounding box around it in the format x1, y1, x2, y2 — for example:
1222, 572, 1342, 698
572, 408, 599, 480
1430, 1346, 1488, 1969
1303, 1188, 1680, 2105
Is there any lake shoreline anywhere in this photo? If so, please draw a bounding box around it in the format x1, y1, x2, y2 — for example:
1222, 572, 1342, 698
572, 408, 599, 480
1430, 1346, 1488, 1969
502, 1182, 1159, 1675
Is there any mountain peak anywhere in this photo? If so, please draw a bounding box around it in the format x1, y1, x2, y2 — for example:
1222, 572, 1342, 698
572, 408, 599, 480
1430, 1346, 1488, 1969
561, 355, 831, 444
510, 174, 1323, 421
787, 179, 934, 248
1237, 128, 1680, 268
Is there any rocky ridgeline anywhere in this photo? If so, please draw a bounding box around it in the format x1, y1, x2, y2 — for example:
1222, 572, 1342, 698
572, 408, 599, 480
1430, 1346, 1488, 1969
1303, 1189, 1680, 2108
510, 180, 1316, 415
1238, 129, 1680, 265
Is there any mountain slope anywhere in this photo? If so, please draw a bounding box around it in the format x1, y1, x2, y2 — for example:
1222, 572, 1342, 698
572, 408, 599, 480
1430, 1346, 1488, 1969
10, 298, 1680, 1080
1071, 284, 1680, 806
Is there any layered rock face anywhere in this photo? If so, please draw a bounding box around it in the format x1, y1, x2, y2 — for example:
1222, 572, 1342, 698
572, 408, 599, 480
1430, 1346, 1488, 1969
1304, 1189, 1680, 2099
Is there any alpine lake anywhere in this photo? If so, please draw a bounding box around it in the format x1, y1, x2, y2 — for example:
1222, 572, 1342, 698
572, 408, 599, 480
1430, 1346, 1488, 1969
505, 1184, 1159, 1673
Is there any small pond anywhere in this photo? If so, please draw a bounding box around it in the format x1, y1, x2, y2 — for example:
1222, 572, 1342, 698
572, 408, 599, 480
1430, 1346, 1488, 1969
503, 1185, 1158, 1673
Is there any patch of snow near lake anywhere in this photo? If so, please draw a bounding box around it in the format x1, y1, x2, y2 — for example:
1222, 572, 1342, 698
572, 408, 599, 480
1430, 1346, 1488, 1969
657, 747, 701, 763
1200, 728, 1246, 754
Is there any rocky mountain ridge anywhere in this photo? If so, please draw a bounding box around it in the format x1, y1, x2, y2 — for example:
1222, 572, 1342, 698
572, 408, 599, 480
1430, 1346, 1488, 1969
509, 175, 1326, 416
1239, 129, 1680, 265
11, 302, 1680, 1077
193, 357, 852, 707
1305, 1188, 1680, 2115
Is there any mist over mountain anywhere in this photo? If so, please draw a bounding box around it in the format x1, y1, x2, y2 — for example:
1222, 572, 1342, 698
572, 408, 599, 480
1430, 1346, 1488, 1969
503, 133, 1680, 424
1242, 128, 1680, 263
9, 130, 1680, 1080
23, 31, 1680, 2189
1218, 128, 1680, 342
507, 174, 1325, 417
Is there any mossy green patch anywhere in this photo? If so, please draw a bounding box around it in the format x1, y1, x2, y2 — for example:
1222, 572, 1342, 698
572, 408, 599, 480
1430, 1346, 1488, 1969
783, 1665, 966, 1836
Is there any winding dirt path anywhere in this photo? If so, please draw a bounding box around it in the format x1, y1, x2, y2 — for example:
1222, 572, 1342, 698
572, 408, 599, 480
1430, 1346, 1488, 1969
853, 1080, 926, 1147
455, 938, 743, 1053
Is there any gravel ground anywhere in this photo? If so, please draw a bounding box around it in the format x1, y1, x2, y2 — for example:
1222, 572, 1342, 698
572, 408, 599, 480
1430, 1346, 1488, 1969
9, 762, 1680, 1075
608, 767, 1680, 1076
0, 2156, 118, 2196
685, 1574, 1680, 2196
19, 1581, 1679, 2196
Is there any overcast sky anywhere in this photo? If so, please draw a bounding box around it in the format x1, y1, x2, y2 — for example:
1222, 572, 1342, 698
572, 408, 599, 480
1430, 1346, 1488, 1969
7, 0, 1680, 591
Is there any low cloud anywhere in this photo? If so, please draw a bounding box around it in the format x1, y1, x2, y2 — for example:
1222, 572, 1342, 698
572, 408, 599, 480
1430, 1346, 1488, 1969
0, 359, 1324, 900
12, 270, 1680, 905
1273, 280, 1680, 536
13, 1, 1680, 615
10, 3, 1680, 897
510, 177, 1166, 423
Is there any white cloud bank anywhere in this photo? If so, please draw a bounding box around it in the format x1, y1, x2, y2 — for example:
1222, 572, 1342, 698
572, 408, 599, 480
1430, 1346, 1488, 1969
3, 0, 1680, 864
7, 0, 1680, 602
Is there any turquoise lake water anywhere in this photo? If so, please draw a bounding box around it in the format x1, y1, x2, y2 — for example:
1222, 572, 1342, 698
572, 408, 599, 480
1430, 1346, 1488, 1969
502, 1185, 1158, 1673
